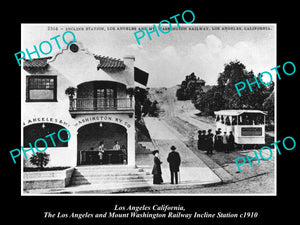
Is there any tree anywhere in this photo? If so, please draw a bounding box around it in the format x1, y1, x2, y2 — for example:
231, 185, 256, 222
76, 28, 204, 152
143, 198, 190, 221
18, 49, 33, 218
194, 85, 224, 115
263, 90, 275, 124
193, 60, 274, 116
217, 60, 274, 110
176, 72, 205, 101
30, 152, 50, 170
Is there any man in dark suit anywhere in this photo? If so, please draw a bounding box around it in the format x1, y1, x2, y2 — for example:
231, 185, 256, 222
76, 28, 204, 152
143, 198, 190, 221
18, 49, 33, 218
167, 146, 181, 184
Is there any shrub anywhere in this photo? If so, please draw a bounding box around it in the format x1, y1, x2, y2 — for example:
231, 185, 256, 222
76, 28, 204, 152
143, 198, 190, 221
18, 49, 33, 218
29, 152, 50, 169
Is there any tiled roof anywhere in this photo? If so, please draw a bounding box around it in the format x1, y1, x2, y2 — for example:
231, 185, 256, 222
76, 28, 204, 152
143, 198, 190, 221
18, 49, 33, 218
94, 55, 125, 71
23, 57, 51, 69
23, 55, 126, 71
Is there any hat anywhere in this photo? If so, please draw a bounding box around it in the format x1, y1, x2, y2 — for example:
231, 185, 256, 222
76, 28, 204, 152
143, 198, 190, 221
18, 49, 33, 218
152, 150, 159, 155
170, 146, 176, 150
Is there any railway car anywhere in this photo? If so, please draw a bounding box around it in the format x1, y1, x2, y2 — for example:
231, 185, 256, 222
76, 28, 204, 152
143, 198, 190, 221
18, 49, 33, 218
214, 110, 266, 146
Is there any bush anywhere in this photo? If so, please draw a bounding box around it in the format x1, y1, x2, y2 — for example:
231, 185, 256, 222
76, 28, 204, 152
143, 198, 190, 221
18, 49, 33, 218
29, 152, 50, 169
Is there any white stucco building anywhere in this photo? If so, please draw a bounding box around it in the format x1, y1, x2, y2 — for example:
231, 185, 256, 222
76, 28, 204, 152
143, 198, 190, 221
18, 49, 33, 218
22, 41, 148, 168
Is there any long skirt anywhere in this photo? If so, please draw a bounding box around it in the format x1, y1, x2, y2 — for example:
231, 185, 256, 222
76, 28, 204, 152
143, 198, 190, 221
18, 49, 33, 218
153, 174, 163, 184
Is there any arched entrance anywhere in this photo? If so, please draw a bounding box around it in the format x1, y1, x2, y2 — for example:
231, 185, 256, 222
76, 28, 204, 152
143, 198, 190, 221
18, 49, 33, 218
77, 122, 127, 165
24, 123, 69, 148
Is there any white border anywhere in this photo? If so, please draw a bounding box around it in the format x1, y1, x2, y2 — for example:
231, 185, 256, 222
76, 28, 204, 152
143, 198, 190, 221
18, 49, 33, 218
20, 23, 277, 196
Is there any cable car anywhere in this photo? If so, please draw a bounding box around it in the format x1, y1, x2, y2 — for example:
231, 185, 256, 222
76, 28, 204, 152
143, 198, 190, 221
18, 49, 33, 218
214, 110, 266, 146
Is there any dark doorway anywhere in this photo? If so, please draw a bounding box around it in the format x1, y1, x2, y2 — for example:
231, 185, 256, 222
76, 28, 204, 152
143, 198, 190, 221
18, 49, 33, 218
77, 122, 127, 165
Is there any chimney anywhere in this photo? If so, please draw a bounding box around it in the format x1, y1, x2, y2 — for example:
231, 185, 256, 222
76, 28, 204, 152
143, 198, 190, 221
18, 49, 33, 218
123, 55, 135, 69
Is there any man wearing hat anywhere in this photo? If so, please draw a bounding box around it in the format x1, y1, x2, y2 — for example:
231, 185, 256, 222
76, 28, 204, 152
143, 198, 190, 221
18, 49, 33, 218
167, 146, 181, 184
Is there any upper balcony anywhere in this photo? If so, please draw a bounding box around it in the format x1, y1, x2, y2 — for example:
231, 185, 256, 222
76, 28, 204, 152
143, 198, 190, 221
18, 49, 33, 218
69, 97, 133, 117
67, 81, 134, 118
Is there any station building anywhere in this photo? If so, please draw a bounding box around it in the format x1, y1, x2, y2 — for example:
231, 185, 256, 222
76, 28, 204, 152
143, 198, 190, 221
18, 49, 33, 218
22, 41, 148, 168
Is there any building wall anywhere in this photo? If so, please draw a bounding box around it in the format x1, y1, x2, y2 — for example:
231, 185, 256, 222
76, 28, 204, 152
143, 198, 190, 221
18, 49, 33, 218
22, 42, 135, 168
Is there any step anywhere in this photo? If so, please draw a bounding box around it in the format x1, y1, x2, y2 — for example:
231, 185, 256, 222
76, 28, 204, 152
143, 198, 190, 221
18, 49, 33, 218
73, 171, 152, 176
70, 177, 152, 186
73, 170, 145, 175
72, 172, 144, 177
139, 142, 156, 150
74, 166, 143, 172
70, 172, 152, 180
69, 165, 152, 187
69, 179, 152, 185
71, 177, 152, 183
139, 141, 155, 147
136, 143, 152, 154
71, 175, 150, 181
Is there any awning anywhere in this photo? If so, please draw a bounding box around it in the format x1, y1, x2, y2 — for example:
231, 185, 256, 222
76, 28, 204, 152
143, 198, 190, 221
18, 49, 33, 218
134, 67, 149, 87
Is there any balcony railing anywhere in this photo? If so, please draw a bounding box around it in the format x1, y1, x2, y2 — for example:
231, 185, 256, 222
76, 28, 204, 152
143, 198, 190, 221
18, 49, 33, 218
69, 97, 133, 111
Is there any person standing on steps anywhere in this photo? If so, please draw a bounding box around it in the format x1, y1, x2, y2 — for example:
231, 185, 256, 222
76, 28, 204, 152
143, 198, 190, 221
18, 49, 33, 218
167, 146, 181, 184
151, 150, 163, 184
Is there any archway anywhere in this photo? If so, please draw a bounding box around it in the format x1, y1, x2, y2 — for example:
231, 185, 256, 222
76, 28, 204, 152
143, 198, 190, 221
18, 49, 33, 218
77, 122, 127, 165
24, 123, 69, 148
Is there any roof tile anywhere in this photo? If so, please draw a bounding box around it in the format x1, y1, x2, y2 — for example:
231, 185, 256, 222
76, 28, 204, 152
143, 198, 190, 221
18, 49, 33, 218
23, 55, 126, 71
23, 57, 51, 69
94, 55, 125, 70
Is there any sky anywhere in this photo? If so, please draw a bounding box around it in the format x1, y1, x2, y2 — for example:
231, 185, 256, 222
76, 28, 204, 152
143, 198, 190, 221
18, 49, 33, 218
22, 24, 276, 87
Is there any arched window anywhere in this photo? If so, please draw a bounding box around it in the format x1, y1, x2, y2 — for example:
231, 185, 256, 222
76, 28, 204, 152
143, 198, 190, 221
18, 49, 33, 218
23, 123, 69, 147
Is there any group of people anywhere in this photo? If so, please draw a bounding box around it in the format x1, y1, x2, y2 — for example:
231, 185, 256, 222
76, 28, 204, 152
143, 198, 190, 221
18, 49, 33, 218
151, 146, 181, 185
197, 128, 235, 154
97, 140, 127, 164
151, 129, 236, 184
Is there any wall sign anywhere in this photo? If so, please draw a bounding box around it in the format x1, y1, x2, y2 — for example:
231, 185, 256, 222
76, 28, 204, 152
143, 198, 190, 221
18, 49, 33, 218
74, 115, 131, 129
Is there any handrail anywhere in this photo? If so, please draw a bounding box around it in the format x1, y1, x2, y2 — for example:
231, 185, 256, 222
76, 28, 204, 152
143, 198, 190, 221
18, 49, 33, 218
69, 97, 133, 111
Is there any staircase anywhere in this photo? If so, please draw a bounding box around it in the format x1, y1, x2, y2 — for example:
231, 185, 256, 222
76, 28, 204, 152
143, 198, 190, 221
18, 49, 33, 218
136, 141, 156, 154
68, 166, 152, 190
